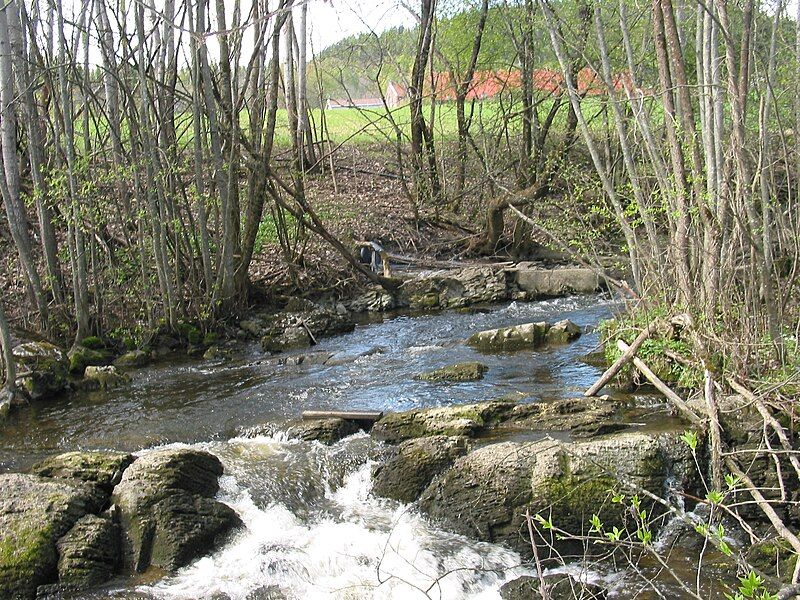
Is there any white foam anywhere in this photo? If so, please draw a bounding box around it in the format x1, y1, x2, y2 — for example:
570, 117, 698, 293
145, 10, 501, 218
140, 457, 530, 600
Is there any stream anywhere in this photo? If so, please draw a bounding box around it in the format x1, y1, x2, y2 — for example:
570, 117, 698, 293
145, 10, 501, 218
0, 294, 697, 599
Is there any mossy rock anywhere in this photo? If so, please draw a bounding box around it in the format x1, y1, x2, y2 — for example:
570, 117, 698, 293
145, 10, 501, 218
83, 366, 130, 389
408, 293, 440, 310
79, 337, 104, 350
417, 362, 488, 382
0, 474, 106, 599
372, 435, 468, 503
372, 399, 517, 443
746, 538, 798, 584
68, 346, 114, 375
418, 432, 678, 557
31, 451, 135, 493
13, 342, 69, 400
113, 350, 150, 369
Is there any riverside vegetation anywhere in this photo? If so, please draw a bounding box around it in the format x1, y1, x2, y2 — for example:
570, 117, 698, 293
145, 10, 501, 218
0, 0, 799, 597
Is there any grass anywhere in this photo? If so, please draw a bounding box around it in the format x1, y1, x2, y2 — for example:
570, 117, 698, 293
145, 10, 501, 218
77, 96, 617, 156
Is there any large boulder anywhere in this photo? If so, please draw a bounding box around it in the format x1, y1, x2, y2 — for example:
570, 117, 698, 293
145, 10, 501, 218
372, 435, 468, 503
111, 448, 241, 573
0, 474, 106, 599
418, 432, 684, 556
12, 342, 69, 400
466, 322, 548, 352
30, 451, 135, 493
417, 362, 488, 382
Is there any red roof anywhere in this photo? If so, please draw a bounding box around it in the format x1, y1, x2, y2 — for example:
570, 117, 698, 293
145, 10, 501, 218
420, 68, 646, 101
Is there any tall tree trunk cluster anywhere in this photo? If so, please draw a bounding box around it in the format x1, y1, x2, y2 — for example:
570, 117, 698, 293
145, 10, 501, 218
541, 0, 797, 368
0, 0, 328, 351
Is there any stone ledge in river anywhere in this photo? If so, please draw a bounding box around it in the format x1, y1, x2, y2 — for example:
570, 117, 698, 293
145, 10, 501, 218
111, 448, 242, 573
418, 431, 689, 557
500, 574, 607, 599
511, 266, 602, 297
417, 362, 488, 382
12, 341, 69, 401
466, 319, 581, 352
371, 399, 518, 443
401, 266, 510, 310
372, 396, 614, 444
31, 451, 135, 494
372, 435, 469, 503
0, 473, 107, 599
285, 418, 362, 444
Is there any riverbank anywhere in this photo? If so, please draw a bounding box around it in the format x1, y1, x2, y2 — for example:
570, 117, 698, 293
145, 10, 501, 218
0, 262, 605, 420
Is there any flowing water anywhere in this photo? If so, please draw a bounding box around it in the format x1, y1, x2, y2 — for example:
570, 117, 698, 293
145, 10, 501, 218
0, 294, 699, 599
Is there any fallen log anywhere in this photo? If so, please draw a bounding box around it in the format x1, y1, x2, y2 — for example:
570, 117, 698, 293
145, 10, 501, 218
617, 339, 704, 427
302, 410, 384, 423
584, 318, 661, 396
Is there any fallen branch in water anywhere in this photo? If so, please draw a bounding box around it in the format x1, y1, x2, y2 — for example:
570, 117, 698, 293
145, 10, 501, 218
616, 339, 705, 427
584, 317, 662, 396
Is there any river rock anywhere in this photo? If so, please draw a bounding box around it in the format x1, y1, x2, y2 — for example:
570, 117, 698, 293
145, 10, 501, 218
67, 346, 114, 375
112, 448, 241, 572
238, 320, 263, 338
500, 574, 607, 599
418, 432, 681, 556
372, 399, 518, 443
417, 362, 488, 382
286, 418, 361, 444
56, 515, 118, 587
113, 350, 150, 369
261, 326, 312, 352
0, 474, 106, 599
30, 451, 135, 493
372, 435, 468, 503
83, 366, 129, 389
466, 322, 550, 352
12, 341, 69, 400
346, 286, 396, 312
545, 319, 583, 345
